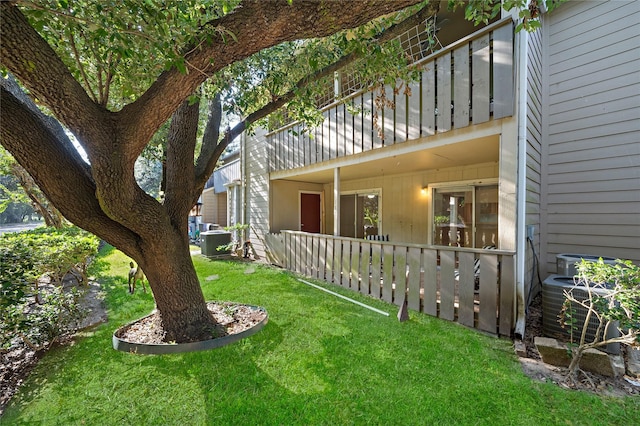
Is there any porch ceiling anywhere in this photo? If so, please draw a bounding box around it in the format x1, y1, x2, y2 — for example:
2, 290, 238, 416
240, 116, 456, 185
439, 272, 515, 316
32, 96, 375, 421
276, 136, 499, 184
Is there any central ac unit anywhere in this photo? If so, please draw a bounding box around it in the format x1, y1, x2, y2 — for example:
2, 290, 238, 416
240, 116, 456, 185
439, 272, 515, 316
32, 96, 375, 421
201, 230, 232, 258
541, 274, 620, 354
556, 253, 617, 277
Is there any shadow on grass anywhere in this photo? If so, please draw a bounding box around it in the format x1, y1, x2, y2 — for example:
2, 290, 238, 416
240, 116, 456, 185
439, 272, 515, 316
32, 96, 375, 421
3, 250, 640, 425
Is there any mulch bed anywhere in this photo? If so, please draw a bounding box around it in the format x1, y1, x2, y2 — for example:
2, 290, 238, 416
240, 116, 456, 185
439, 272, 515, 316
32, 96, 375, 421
115, 302, 268, 345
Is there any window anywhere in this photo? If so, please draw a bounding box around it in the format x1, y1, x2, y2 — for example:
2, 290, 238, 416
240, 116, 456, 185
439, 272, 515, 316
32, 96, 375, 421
340, 190, 380, 238
431, 183, 498, 247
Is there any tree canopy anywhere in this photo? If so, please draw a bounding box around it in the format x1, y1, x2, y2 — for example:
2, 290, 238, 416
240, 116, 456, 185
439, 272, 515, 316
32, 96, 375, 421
1, 0, 433, 342
0, 0, 549, 343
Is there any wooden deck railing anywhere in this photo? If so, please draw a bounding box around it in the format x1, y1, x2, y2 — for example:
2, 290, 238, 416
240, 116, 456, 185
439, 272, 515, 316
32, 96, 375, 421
265, 231, 516, 337
267, 18, 514, 173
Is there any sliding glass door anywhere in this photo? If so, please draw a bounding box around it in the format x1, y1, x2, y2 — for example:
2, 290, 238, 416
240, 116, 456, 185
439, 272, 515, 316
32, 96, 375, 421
432, 184, 498, 248
340, 191, 380, 238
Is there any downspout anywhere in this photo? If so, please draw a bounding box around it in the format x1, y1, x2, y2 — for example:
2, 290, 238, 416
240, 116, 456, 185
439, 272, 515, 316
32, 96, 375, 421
514, 18, 529, 338
333, 167, 340, 236
241, 132, 247, 239
333, 71, 342, 237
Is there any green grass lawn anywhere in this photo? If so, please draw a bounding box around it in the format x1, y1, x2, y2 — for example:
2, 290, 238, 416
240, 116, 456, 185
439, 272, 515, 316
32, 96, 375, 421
2, 245, 638, 425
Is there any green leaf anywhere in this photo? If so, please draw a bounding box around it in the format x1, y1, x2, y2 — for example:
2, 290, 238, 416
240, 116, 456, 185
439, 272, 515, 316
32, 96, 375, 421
175, 58, 187, 74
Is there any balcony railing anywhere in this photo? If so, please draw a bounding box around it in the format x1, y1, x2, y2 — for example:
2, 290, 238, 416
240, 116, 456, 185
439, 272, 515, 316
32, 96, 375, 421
265, 231, 516, 337
204, 158, 240, 191
267, 17, 513, 173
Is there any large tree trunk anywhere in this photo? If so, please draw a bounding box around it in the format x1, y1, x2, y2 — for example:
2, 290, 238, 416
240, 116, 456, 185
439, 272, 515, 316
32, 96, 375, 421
147, 257, 215, 343
1, 1, 424, 344
139, 229, 216, 343
141, 100, 219, 343
1, 75, 216, 344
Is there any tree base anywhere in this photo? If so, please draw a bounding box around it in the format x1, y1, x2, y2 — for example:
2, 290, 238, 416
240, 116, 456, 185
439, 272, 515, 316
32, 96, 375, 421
113, 302, 267, 355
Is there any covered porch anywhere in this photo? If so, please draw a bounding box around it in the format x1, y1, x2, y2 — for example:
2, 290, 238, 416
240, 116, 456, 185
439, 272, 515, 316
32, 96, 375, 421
259, 14, 521, 336
265, 126, 519, 337
269, 129, 511, 249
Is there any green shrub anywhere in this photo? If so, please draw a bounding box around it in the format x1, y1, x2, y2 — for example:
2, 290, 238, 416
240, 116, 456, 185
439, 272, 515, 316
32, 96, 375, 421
0, 226, 97, 350
560, 258, 640, 379
20, 286, 85, 350
3, 226, 99, 285
0, 240, 34, 349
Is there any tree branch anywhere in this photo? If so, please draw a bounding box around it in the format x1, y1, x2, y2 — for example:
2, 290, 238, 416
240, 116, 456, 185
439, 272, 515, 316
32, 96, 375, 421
164, 98, 201, 228
0, 84, 142, 257
192, 1, 438, 190
0, 75, 90, 177
4, 1, 424, 174
67, 29, 99, 104
0, 3, 107, 153
194, 95, 223, 191
121, 0, 423, 156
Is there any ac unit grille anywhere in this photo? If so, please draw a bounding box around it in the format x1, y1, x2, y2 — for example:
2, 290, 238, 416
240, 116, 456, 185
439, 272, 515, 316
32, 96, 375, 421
541, 275, 620, 354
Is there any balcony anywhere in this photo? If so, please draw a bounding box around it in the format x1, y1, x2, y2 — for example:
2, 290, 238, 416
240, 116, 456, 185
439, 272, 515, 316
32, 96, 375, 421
267, 17, 514, 173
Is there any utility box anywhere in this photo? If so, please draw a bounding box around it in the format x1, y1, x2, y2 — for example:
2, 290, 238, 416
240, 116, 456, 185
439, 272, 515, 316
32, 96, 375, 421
201, 231, 232, 258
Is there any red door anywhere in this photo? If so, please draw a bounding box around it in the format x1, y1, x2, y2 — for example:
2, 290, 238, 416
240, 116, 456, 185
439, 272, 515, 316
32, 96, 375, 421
300, 193, 321, 233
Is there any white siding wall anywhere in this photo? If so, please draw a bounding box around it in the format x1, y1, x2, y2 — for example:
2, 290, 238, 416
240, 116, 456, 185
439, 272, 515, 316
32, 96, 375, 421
243, 129, 270, 258
542, 0, 640, 269
201, 188, 228, 226
323, 161, 500, 244
270, 180, 324, 233
526, 25, 543, 237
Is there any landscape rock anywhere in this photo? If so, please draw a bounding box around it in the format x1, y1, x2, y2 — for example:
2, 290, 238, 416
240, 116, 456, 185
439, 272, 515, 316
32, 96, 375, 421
627, 347, 640, 378
535, 337, 570, 368
534, 337, 622, 377
513, 340, 527, 358
611, 355, 626, 378
579, 349, 617, 378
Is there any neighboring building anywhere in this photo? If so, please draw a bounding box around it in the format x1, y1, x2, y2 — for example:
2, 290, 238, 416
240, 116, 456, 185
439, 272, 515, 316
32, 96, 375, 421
201, 151, 240, 228
205, 0, 640, 337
